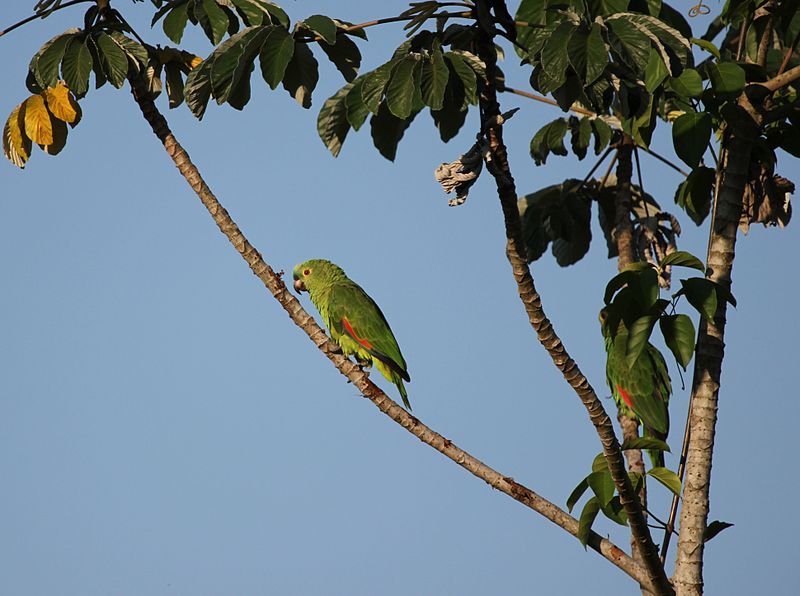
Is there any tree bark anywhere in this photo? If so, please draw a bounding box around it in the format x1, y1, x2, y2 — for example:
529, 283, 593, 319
124, 79, 656, 590
672, 131, 752, 595
473, 20, 673, 596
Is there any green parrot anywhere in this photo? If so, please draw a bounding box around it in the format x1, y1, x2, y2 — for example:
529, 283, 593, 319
292, 259, 412, 410
600, 309, 671, 468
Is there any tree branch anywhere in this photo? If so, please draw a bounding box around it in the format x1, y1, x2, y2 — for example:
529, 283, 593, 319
124, 76, 652, 590
500, 86, 687, 177
0, 0, 92, 38
472, 16, 673, 596
760, 63, 800, 92
672, 104, 756, 596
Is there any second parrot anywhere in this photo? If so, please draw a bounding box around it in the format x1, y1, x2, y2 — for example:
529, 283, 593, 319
600, 309, 671, 467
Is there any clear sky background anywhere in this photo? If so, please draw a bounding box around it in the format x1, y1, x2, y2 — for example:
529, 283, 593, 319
1, 2, 798, 595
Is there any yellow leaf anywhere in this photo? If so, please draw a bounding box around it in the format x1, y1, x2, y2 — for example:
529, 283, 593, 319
2, 103, 31, 168
44, 81, 81, 126
23, 95, 53, 146
41, 116, 68, 156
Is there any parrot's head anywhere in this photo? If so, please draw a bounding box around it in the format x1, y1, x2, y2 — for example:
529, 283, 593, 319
292, 259, 346, 294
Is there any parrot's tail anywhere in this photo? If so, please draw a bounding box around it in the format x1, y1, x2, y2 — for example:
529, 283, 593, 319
644, 427, 667, 468
397, 380, 412, 411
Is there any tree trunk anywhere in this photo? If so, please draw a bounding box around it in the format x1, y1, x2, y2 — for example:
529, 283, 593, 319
672, 131, 753, 595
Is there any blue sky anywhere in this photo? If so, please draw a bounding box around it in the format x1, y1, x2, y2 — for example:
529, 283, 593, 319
1, 2, 798, 594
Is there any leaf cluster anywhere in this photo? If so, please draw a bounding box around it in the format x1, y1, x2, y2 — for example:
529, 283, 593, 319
3, 81, 81, 168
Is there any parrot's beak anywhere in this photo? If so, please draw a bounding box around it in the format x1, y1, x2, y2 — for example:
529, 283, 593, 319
293, 278, 307, 293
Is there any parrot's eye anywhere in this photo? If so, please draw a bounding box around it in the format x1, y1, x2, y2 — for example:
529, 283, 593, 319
303, 268, 311, 276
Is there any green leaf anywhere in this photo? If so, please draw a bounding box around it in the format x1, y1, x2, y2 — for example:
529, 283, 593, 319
317, 82, 352, 157
691, 37, 720, 59
566, 477, 589, 513
420, 45, 448, 110
444, 52, 477, 105
530, 118, 568, 165
200, 0, 230, 45
230, 0, 274, 26
106, 32, 149, 69
672, 111, 711, 168
61, 37, 92, 97
361, 61, 395, 115
303, 14, 337, 45
704, 520, 734, 543
259, 26, 294, 89
659, 314, 695, 369
281, 42, 319, 108
592, 118, 612, 155
184, 56, 214, 119
32, 32, 75, 89
660, 250, 704, 271
607, 17, 652, 73
260, 1, 289, 27
539, 22, 576, 93
370, 101, 416, 161
585, 24, 607, 85
586, 470, 615, 506
571, 117, 592, 160
94, 32, 128, 88
669, 68, 703, 98
591, 452, 608, 473
515, 0, 547, 58
85, 35, 107, 90
707, 62, 746, 98
578, 497, 601, 547
599, 496, 628, 526
431, 61, 468, 142
626, 315, 657, 369
604, 271, 635, 306
647, 466, 681, 496
345, 77, 369, 130
713, 281, 737, 308
621, 436, 671, 452
385, 56, 419, 119
674, 166, 714, 225
162, 2, 190, 44
644, 47, 669, 93
678, 277, 718, 321
218, 27, 270, 107
318, 34, 361, 83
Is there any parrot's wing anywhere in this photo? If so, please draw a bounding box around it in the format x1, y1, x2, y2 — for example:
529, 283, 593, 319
328, 283, 410, 381
625, 344, 670, 435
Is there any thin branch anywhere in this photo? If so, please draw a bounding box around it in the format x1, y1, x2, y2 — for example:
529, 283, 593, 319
760, 63, 800, 92
600, 150, 619, 189
124, 75, 651, 590
660, 397, 692, 563
639, 147, 689, 177
777, 29, 800, 76
501, 86, 687, 177
0, 0, 92, 38
339, 11, 472, 35
501, 85, 597, 118
473, 22, 673, 596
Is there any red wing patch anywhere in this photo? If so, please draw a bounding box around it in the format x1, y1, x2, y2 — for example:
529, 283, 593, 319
342, 317, 374, 350
616, 385, 634, 409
